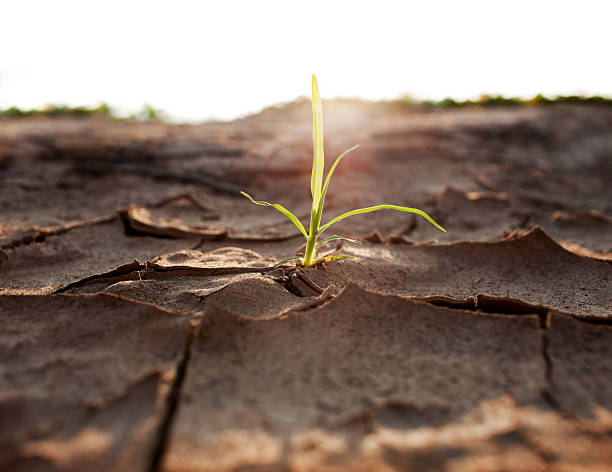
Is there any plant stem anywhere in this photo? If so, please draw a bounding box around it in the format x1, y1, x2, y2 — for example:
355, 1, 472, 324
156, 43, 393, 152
304, 208, 322, 267
303, 232, 318, 267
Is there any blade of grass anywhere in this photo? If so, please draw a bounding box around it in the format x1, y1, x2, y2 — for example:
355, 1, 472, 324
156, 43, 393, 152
315, 234, 361, 250
315, 144, 359, 219
311, 74, 324, 210
273, 256, 304, 269
312, 254, 357, 264
319, 205, 446, 233
240, 191, 308, 238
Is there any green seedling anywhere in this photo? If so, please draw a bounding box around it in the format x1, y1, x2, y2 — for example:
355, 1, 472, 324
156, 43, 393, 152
242, 75, 446, 268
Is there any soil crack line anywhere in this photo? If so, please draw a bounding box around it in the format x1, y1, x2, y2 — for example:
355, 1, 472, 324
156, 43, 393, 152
274, 267, 326, 297
191, 238, 206, 250
148, 320, 196, 472
53, 261, 144, 293
145, 263, 276, 278
538, 312, 574, 418
54, 263, 277, 293
74, 162, 240, 193
1, 214, 117, 250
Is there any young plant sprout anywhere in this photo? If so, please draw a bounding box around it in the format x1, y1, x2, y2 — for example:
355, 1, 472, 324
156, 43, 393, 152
242, 75, 446, 268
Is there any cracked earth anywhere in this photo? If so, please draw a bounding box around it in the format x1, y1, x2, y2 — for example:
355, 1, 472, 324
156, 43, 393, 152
1, 101, 611, 471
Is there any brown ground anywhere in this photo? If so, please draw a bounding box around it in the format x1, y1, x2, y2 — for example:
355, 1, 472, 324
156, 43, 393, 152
1, 101, 611, 471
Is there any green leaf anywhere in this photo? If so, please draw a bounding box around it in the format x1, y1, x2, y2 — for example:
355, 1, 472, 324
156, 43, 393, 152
315, 234, 361, 250
311, 74, 324, 211
312, 254, 357, 265
314, 144, 359, 221
319, 204, 446, 233
240, 191, 309, 238
273, 256, 304, 269
321, 145, 359, 201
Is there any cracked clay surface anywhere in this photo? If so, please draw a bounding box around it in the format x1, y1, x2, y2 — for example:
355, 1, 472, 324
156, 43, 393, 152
1, 102, 611, 471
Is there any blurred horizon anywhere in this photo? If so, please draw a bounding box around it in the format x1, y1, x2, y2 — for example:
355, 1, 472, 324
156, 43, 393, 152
2, 0, 611, 122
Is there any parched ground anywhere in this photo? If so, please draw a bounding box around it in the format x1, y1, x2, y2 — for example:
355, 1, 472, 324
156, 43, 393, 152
1, 101, 611, 471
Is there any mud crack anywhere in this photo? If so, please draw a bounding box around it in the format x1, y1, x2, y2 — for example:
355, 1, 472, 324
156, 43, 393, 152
54, 261, 278, 294
411, 292, 578, 417
74, 162, 240, 194
0, 214, 117, 251
411, 293, 550, 316
147, 320, 197, 472
274, 267, 326, 297
53, 261, 144, 293
537, 312, 575, 418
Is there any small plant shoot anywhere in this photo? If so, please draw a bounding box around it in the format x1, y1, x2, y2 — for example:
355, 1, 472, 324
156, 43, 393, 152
242, 75, 446, 268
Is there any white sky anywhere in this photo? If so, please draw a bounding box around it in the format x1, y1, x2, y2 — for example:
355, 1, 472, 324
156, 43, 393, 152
1, 0, 611, 121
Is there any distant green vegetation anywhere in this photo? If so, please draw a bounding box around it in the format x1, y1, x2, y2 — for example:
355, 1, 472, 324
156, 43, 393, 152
388, 93, 612, 108
2, 94, 611, 123
251, 93, 612, 119
0, 103, 113, 119
128, 104, 169, 122
0, 103, 168, 122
